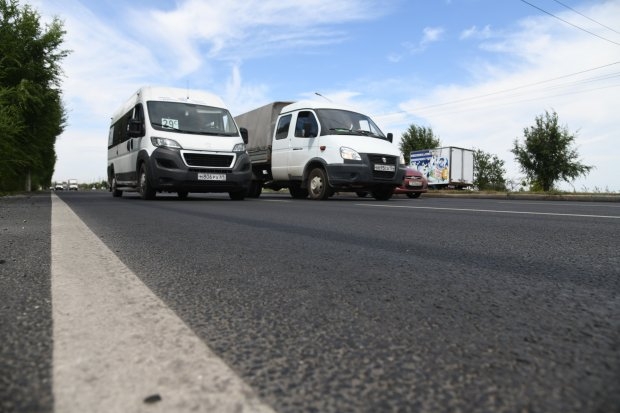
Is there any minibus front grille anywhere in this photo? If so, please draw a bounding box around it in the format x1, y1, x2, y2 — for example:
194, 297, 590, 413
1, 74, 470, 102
183, 153, 234, 168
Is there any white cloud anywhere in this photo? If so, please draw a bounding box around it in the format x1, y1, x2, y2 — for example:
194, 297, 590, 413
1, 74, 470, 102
128, 0, 382, 74
223, 65, 269, 114
460, 25, 493, 40
403, 26, 445, 54
422, 26, 445, 44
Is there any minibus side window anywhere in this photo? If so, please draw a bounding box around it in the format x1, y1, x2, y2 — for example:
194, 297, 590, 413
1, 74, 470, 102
129, 104, 145, 137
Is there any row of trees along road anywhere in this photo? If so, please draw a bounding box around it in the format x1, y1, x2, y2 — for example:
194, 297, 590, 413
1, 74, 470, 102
0, 0, 68, 192
399, 110, 592, 191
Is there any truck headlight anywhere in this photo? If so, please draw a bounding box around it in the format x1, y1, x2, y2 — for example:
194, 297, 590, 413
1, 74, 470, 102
151, 137, 182, 149
400, 154, 406, 165
340, 146, 361, 161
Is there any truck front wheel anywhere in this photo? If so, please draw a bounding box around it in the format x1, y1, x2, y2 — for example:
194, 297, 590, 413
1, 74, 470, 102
308, 168, 332, 200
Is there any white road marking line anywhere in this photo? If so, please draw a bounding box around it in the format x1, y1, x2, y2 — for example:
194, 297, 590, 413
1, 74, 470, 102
356, 203, 620, 219
495, 201, 620, 208
51, 194, 275, 413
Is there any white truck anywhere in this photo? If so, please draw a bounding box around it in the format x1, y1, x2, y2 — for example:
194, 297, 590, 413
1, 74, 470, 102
234, 101, 406, 200
68, 179, 78, 190
410, 147, 474, 189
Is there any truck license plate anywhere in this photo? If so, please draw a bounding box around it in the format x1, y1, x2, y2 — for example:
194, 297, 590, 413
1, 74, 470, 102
197, 173, 226, 181
374, 164, 395, 172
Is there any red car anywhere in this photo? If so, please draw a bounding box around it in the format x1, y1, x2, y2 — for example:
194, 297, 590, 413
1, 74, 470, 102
393, 166, 428, 198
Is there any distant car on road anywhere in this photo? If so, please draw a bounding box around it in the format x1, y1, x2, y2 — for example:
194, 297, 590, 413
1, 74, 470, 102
55, 183, 65, 190
393, 166, 428, 198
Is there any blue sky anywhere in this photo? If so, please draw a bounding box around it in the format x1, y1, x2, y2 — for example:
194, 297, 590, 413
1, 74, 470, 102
30, 0, 620, 191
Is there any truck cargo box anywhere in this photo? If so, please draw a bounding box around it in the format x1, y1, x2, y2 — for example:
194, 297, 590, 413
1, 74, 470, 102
410, 147, 474, 188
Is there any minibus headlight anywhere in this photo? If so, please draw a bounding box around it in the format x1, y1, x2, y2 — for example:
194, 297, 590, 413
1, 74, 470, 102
232, 143, 246, 152
400, 154, 406, 165
151, 137, 182, 149
340, 146, 361, 161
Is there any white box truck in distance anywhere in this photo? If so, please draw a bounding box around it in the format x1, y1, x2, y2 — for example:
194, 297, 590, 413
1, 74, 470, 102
234, 101, 406, 200
68, 179, 78, 190
410, 147, 474, 188
107, 86, 252, 200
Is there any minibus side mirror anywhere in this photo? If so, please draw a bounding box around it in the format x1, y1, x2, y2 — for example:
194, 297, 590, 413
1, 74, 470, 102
387, 132, 393, 143
127, 119, 144, 137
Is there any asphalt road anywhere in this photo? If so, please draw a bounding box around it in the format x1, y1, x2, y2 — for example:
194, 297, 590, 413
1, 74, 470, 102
1, 190, 619, 412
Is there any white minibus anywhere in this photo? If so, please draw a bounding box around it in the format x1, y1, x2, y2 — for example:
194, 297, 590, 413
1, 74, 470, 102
107, 86, 251, 200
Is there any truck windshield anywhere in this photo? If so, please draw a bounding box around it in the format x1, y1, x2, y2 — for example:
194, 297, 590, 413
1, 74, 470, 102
315, 109, 386, 139
147, 101, 239, 136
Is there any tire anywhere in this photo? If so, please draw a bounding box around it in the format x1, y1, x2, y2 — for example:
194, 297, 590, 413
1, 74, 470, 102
248, 181, 262, 198
111, 178, 122, 198
289, 183, 308, 199
406, 192, 421, 199
371, 186, 393, 201
356, 191, 368, 198
229, 190, 246, 200
177, 191, 188, 199
307, 168, 331, 200
138, 163, 156, 200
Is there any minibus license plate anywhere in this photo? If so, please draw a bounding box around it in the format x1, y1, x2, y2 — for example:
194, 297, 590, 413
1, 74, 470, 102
374, 164, 395, 172
198, 173, 226, 181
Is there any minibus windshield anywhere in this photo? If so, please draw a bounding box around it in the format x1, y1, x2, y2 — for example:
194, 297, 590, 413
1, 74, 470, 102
147, 101, 239, 136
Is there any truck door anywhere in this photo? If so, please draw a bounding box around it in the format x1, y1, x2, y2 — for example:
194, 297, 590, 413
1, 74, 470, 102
271, 113, 293, 181
287, 111, 319, 180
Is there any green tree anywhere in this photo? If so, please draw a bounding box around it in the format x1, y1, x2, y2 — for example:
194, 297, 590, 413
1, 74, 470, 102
0, 0, 68, 191
473, 148, 506, 191
511, 110, 592, 191
399, 124, 441, 164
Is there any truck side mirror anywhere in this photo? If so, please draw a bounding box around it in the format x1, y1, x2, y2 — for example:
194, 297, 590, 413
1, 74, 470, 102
387, 132, 393, 143
240, 127, 248, 144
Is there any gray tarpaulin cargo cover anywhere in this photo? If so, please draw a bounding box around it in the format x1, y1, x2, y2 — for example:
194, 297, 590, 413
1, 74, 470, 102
235, 102, 293, 154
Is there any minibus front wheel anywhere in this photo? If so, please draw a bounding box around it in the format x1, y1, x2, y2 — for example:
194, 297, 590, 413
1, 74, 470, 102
111, 178, 122, 198
138, 163, 156, 200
